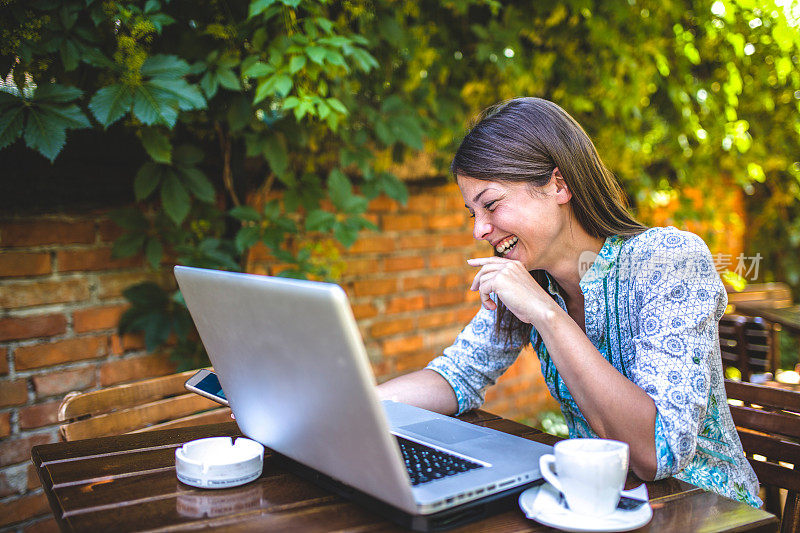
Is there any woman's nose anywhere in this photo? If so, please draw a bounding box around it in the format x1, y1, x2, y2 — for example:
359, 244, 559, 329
473, 215, 491, 240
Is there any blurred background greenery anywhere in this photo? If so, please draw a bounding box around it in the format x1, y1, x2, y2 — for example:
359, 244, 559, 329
1, 0, 799, 382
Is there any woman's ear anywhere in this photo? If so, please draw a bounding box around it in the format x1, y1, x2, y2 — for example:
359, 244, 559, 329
551, 167, 572, 204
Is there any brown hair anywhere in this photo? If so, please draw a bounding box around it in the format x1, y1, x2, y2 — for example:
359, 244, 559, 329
451, 97, 647, 345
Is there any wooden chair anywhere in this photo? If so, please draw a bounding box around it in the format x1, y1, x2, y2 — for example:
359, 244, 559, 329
719, 314, 780, 382
727, 282, 794, 310
58, 369, 232, 441
724, 379, 800, 533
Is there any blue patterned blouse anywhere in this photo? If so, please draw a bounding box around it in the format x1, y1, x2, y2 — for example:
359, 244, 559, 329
427, 227, 761, 506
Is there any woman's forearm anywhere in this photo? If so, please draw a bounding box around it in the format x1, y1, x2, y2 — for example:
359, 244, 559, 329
534, 305, 658, 480
376, 369, 459, 415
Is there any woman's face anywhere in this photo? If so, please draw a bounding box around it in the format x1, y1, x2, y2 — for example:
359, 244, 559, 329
457, 173, 571, 271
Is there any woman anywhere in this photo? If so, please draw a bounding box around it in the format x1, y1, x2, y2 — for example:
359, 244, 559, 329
377, 97, 761, 506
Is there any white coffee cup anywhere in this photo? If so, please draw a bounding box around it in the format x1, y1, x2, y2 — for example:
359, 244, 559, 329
539, 438, 629, 516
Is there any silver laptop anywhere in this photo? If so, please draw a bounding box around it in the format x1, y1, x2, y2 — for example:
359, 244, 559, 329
174, 265, 551, 520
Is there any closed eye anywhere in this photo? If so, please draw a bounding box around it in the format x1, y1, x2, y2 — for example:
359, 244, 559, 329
484, 200, 498, 211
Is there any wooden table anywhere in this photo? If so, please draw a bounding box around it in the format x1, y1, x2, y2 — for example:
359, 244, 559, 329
31, 411, 777, 532
735, 302, 800, 336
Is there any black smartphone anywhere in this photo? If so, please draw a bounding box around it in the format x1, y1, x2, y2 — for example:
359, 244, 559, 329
184, 369, 229, 406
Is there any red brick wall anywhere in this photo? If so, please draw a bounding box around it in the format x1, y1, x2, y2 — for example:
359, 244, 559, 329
0, 185, 557, 531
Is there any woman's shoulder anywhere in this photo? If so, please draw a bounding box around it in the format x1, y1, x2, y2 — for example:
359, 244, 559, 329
620, 226, 710, 259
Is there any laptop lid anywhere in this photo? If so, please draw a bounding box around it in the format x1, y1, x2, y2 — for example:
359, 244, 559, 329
174, 266, 418, 513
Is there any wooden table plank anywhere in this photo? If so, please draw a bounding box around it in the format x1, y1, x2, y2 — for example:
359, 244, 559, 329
32, 416, 778, 532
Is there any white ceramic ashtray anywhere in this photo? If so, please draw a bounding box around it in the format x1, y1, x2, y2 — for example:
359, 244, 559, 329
175, 437, 264, 489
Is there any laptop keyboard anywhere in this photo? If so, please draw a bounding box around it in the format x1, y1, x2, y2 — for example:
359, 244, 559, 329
395, 435, 483, 486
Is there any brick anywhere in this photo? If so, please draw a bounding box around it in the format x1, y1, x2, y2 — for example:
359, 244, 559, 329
23, 516, 59, 533
385, 295, 425, 314
367, 195, 399, 213
0, 433, 55, 467
381, 335, 423, 356
397, 235, 438, 251
0, 412, 10, 438
0, 219, 95, 247
427, 214, 468, 231
405, 195, 437, 212
427, 290, 466, 308
341, 258, 382, 277
0, 314, 67, 342
349, 236, 395, 254
0, 492, 50, 528
33, 367, 96, 398
350, 279, 397, 297
420, 310, 458, 329
27, 464, 41, 490
72, 304, 127, 333
0, 252, 51, 278
401, 275, 446, 292
429, 252, 467, 269
96, 271, 167, 299
369, 318, 414, 339
108, 333, 145, 355
0, 347, 7, 375
440, 233, 476, 248
395, 351, 434, 373
15, 336, 107, 370
0, 464, 28, 497
18, 400, 61, 429
0, 378, 28, 407
383, 256, 425, 272
56, 247, 142, 272
351, 303, 378, 320
0, 278, 90, 309
100, 353, 176, 386
97, 218, 125, 243
381, 214, 425, 232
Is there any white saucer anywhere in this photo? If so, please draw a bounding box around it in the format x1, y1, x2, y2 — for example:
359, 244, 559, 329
519, 482, 652, 532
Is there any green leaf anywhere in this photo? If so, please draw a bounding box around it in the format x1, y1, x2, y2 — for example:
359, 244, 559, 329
110, 208, 149, 231
132, 84, 179, 127
180, 167, 215, 203
326, 97, 348, 115
248, 0, 278, 18
379, 173, 408, 205
242, 61, 274, 78
342, 195, 368, 214
89, 84, 134, 127
328, 168, 353, 211
289, 55, 307, 74
305, 209, 336, 231
134, 162, 162, 200
306, 46, 327, 65
141, 54, 191, 79
140, 128, 172, 164
144, 0, 160, 14
0, 107, 24, 149
227, 95, 252, 131
145, 238, 163, 269
263, 134, 288, 176
333, 221, 359, 248
161, 172, 191, 225
23, 108, 67, 161
229, 205, 261, 222
200, 72, 219, 99
254, 74, 292, 103
235, 225, 261, 253
147, 78, 206, 111
33, 84, 83, 103
217, 68, 241, 91
59, 40, 81, 71
113, 233, 146, 258
173, 144, 204, 166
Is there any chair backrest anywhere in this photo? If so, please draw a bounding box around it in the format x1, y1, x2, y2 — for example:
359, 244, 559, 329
727, 282, 794, 309
58, 369, 231, 441
719, 314, 778, 381
724, 379, 800, 533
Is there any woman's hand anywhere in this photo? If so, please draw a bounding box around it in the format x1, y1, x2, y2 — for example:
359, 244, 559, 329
467, 256, 557, 325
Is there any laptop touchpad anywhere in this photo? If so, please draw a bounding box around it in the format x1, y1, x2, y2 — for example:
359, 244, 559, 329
399, 420, 485, 445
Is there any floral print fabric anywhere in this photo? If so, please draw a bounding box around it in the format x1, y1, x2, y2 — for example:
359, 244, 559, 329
427, 227, 761, 506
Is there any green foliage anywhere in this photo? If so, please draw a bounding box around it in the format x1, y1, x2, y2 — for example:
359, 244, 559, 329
2, 0, 799, 366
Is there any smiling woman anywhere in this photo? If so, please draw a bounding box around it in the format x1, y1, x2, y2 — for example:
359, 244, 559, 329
377, 97, 762, 508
